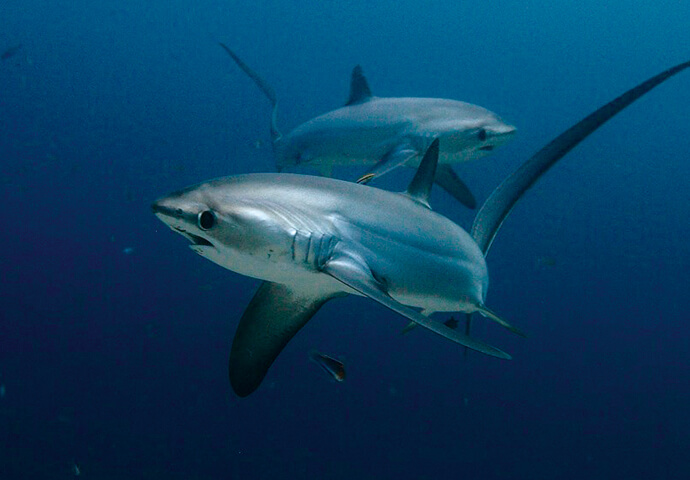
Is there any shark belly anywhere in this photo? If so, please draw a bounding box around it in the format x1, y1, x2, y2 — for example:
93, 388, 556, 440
202, 245, 345, 291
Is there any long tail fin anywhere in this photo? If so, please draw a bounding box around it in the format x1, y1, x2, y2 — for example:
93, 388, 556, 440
472, 59, 690, 257
465, 59, 690, 358
219, 43, 282, 144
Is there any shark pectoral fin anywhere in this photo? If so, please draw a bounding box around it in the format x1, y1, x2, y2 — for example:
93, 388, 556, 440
476, 304, 527, 337
356, 143, 418, 184
229, 281, 340, 397
434, 165, 477, 209
323, 255, 511, 360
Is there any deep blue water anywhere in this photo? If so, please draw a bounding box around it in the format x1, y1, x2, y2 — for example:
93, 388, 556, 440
1, 1, 689, 478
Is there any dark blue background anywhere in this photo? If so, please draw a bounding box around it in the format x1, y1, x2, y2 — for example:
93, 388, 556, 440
1, 1, 689, 478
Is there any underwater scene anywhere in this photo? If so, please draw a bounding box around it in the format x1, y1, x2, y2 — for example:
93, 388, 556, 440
1, 1, 689, 478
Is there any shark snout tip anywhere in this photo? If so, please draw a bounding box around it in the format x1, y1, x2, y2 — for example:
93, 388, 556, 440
151, 197, 178, 217
151, 199, 165, 214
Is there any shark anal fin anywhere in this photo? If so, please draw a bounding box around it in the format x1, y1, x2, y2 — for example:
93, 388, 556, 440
356, 143, 418, 184
323, 254, 511, 360
434, 165, 477, 209
345, 65, 373, 106
229, 281, 340, 397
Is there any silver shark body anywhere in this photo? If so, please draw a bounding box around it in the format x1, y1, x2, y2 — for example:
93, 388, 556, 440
220, 44, 515, 208
155, 57, 690, 397
278, 96, 515, 168
153, 141, 515, 396
155, 174, 487, 312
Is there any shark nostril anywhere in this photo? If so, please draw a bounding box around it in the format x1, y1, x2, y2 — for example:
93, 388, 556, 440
151, 201, 169, 215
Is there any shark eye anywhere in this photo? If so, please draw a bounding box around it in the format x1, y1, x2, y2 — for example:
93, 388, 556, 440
198, 210, 216, 230
478, 128, 487, 141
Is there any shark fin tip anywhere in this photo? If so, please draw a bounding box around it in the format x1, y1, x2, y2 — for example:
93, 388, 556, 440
345, 65, 373, 106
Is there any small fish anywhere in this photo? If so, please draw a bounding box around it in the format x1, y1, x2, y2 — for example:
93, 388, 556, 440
72, 462, 81, 476
123, 247, 134, 255
1, 44, 23, 61
309, 351, 345, 382
0, 384, 5, 398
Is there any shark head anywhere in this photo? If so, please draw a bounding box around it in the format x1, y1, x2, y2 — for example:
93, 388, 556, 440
151, 179, 295, 277
431, 105, 516, 161
475, 115, 517, 152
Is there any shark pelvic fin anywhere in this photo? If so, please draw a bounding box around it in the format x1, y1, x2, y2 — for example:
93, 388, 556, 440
345, 65, 373, 106
229, 281, 341, 397
475, 304, 527, 337
434, 164, 477, 209
400, 321, 418, 335
219, 43, 283, 143
323, 252, 511, 359
356, 142, 418, 185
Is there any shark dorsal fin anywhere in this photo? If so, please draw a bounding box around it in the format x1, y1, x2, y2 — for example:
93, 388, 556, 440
405, 139, 439, 208
345, 65, 373, 106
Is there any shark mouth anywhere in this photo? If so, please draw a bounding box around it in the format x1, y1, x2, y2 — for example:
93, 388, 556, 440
479, 145, 495, 151
173, 227, 214, 247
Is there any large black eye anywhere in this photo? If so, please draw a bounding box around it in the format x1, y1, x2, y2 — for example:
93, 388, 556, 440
478, 128, 487, 141
198, 210, 215, 230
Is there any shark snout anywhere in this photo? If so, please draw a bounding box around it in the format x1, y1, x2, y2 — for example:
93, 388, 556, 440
152, 196, 216, 248
491, 122, 517, 137
151, 199, 178, 217
151, 188, 194, 218
484, 122, 517, 149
